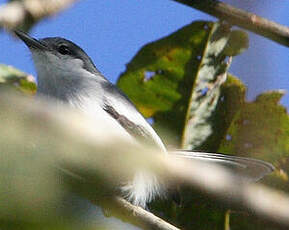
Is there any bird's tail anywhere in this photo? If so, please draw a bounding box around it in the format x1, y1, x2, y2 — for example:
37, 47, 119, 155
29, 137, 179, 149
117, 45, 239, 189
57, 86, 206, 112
121, 151, 274, 207
170, 150, 275, 182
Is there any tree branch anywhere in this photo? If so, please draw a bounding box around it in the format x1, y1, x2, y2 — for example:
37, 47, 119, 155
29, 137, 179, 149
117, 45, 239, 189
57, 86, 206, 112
163, 156, 289, 229
173, 0, 289, 47
0, 0, 80, 31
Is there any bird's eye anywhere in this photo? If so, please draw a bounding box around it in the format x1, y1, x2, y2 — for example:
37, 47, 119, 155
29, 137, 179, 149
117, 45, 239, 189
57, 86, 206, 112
58, 45, 70, 55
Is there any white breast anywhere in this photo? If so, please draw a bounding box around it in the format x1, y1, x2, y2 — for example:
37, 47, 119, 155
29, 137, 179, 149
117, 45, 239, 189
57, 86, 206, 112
69, 93, 135, 143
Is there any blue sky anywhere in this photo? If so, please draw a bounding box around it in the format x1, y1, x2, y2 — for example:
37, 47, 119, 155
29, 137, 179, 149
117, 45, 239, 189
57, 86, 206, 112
1, 0, 289, 109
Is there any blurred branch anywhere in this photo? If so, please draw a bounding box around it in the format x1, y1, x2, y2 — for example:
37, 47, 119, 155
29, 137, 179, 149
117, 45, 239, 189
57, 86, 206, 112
0, 0, 80, 31
165, 157, 289, 229
173, 0, 289, 47
1, 91, 289, 229
0, 91, 180, 230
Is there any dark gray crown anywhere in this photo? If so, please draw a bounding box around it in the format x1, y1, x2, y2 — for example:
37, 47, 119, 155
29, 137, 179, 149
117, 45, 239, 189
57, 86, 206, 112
40, 37, 101, 75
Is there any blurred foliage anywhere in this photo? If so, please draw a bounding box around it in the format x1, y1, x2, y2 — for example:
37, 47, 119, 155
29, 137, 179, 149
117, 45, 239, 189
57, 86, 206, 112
0, 64, 36, 94
118, 20, 289, 230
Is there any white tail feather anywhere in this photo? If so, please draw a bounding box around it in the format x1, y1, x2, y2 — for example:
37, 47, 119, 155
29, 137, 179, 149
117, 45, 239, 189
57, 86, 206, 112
121, 171, 165, 208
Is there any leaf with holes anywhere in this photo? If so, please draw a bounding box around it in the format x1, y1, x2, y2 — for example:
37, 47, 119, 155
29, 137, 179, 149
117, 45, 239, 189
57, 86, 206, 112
0, 64, 36, 94
193, 74, 246, 151
180, 22, 233, 150
118, 21, 211, 117
219, 90, 289, 162
117, 21, 248, 148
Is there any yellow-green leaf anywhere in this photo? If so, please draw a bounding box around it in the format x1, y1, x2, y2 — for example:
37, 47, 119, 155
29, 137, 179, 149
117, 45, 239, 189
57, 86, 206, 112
0, 64, 36, 94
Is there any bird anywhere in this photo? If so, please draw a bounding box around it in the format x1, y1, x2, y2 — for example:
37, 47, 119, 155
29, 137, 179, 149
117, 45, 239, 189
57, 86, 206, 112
14, 30, 275, 208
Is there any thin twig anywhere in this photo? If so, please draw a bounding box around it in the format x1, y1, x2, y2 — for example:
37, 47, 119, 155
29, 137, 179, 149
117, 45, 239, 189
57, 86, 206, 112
111, 197, 180, 230
173, 0, 289, 47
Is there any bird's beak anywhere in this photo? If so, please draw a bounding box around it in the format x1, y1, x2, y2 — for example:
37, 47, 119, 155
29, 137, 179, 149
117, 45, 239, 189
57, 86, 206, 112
14, 30, 48, 50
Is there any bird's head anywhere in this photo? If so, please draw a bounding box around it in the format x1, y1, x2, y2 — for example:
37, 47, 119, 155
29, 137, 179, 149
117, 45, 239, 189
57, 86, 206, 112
14, 30, 104, 98
14, 30, 100, 79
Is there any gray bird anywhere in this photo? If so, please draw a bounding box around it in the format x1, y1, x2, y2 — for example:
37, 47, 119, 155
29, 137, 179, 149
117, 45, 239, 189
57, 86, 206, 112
14, 30, 274, 208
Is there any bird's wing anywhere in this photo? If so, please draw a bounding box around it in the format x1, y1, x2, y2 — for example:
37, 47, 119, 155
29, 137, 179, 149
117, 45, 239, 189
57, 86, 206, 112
101, 81, 167, 152
103, 103, 155, 145
170, 150, 275, 182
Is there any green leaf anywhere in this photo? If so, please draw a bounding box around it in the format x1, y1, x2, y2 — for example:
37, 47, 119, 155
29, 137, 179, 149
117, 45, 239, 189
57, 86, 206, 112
180, 22, 232, 149
118, 21, 211, 117
219, 90, 289, 163
118, 21, 242, 148
0, 64, 36, 94
223, 30, 249, 56
194, 74, 246, 151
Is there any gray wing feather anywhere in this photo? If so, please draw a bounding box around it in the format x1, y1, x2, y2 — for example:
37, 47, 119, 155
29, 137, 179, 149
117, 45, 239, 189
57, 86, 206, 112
170, 150, 275, 182
101, 81, 166, 150
103, 103, 152, 143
